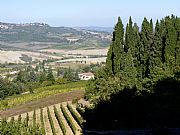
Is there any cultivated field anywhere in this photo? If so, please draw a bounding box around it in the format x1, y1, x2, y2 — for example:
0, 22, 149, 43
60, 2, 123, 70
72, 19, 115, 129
56, 57, 106, 64
5, 101, 83, 135
0, 82, 86, 111
0, 48, 108, 64
40, 48, 108, 56
0, 50, 62, 63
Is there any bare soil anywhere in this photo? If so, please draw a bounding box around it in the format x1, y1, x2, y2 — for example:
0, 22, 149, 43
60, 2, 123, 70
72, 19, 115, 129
0, 90, 84, 118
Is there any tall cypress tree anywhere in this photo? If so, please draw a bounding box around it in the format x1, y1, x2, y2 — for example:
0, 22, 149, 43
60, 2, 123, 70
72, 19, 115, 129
132, 23, 142, 79
106, 17, 124, 75
150, 19, 153, 33
140, 17, 151, 77
125, 16, 133, 53
122, 49, 137, 88
164, 17, 177, 71
150, 20, 163, 67
125, 23, 129, 53
106, 42, 114, 75
175, 17, 180, 69
149, 20, 165, 79
159, 19, 167, 63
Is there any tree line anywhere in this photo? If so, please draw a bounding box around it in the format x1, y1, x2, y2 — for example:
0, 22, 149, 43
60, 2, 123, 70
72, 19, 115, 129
86, 15, 180, 101
0, 64, 55, 99
83, 15, 180, 131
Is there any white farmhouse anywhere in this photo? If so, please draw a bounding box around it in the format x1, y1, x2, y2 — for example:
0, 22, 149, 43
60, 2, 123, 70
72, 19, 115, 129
78, 72, 94, 80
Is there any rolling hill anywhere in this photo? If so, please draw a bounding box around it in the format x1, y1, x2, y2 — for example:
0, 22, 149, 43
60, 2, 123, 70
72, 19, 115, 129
0, 22, 112, 50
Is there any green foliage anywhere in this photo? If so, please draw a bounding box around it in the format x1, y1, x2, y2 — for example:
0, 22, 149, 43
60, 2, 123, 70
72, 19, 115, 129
54, 106, 66, 135
0, 78, 22, 100
47, 107, 56, 135
61, 104, 77, 134
0, 119, 43, 135
41, 81, 53, 87
84, 79, 180, 129
106, 17, 125, 75
63, 67, 80, 81
86, 15, 180, 104
55, 78, 68, 84
67, 103, 84, 127
46, 67, 55, 82
40, 108, 46, 135
0, 81, 86, 110
39, 72, 47, 83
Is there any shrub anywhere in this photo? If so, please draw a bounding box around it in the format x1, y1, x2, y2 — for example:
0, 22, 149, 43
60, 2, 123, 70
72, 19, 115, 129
41, 81, 53, 87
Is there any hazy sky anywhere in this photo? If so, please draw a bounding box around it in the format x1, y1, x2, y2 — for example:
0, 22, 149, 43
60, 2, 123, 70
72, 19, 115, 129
0, 0, 180, 27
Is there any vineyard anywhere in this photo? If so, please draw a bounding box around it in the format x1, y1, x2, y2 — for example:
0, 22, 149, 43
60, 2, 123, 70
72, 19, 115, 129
0, 81, 86, 110
3, 101, 84, 135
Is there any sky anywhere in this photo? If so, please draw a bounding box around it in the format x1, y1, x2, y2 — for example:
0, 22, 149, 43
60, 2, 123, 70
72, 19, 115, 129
0, 0, 180, 27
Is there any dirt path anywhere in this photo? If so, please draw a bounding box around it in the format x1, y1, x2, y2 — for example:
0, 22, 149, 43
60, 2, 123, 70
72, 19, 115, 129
0, 90, 84, 118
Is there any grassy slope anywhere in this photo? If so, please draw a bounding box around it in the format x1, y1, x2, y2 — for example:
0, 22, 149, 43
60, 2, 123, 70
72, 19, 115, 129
0, 81, 86, 110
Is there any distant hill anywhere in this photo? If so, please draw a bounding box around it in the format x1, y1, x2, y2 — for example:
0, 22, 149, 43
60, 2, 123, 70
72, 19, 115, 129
0, 22, 112, 50
75, 26, 113, 33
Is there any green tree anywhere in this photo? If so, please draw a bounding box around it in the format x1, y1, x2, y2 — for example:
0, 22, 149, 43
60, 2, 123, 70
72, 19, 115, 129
39, 71, 46, 83
150, 19, 153, 33
140, 17, 153, 77
63, 68, 73, 81
29, 71, 37, 82
16, 70, 28, 83
175, 18, 180, 69
122, 49, 137, 88
46, 67, 55, 82
146, 20, 166, 85
164, 17, 177, 71
125, 16, 133, 53
106, 17, 124, 75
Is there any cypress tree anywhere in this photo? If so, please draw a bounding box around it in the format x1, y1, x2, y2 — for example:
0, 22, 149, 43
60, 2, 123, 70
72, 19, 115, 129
47, 67, 55, 82
114, 17, 124, 74
132, 23, 142, 79
140, 17, 151, 77
122, 49, 137, 88
150, 20, 163, 67
125, 16, 133, 53
159, 19, 167, 63
125, 23, 129, 53
149, 20, 165, 79
106, 44, 114, 75
164, 17, 177, 71
150, 19, 153, 33
106, 17, 124, 75
175, 18, 180, 68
